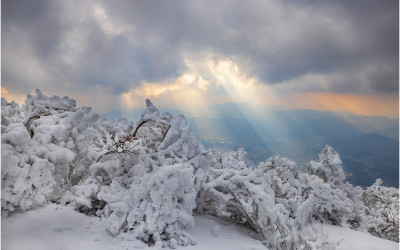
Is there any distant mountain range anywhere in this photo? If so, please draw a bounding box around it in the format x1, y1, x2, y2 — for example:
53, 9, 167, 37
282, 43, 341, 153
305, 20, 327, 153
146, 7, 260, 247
186, 104, 399, 188
326, 133, 398, 187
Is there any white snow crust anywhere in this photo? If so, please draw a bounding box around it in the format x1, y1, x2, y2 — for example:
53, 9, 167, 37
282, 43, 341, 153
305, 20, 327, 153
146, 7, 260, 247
2, 204, 398, 250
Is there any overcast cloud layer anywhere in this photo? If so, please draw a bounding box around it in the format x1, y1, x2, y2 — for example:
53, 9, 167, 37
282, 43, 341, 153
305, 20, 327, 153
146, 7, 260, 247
2, 0, 399, 115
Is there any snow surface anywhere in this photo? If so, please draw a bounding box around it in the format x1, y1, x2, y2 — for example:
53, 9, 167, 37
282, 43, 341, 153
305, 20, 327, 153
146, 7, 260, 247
2, 204, 398, 250
321, 225, 398, 250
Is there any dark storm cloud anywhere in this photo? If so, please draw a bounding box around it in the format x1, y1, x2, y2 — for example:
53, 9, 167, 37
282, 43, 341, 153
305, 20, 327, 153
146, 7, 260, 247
2, 0, 398, 97
101, 0, 399, 93
2, 0, 65, 59
2, 0, 187, 96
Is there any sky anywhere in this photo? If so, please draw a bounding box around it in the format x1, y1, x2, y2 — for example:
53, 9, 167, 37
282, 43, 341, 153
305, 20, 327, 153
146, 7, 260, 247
2, 0, 399, 119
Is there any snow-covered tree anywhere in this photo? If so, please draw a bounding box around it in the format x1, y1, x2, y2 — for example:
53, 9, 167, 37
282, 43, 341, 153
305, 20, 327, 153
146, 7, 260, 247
357, 179, 399, 242
308, 146, 346, 187
90, 117, 136, 163
2, 90, 98, 214
257, 155, 303, 218
66, 99, 211, 248
198, 150, 333, 249
211, 147, 247, 170
1, 121, 55, 214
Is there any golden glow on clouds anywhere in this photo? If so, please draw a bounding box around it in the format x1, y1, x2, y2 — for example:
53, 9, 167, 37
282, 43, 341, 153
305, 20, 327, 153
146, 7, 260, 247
207, 59, 281, 106
208, 59, 255, 89
121, 56, 280, 116
1, 87, 27, 104
119, 55, 398, 119
4, 56, 396, 119
121, 72, 211, 117
135, 73, 208, 97
286, 92, 399, 118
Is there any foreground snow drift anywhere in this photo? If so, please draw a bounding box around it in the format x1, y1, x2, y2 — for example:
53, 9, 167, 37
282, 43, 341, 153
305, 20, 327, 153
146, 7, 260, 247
322, 225, 398, 250
1, 204, 265, 250
2, 204, 398, 250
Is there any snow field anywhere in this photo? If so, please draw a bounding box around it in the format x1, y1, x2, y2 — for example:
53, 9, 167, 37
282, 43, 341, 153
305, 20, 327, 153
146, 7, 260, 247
2, 204, 398, 250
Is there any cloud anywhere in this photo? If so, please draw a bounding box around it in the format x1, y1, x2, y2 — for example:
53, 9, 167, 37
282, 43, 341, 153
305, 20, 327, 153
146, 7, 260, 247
1, 87, 27, 104
285, 92, 399, 118
2, 0, 187, 97
120, 55, 281, 116
2, 0, 398, 115
103, 0, 399, 93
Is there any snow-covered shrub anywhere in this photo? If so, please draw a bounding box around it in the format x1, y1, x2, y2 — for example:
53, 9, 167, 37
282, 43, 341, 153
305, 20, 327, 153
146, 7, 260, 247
211, 147, 247, 170
260, 147, 398, 243
294, 174, 363, 228
1, 122, 55, 214
67, 99, 211, 248
89, 117, 135, 163
198, 149, 326, 249
1, 98, 22, 130
25, 90, 98, 195
1, 90, 98, 214
203, 148, 373, 249
296, 146, 362, 228
358, 179, 399, 242
308, 146, 346, 187
255, 155, 348, 248
257, 155, 303, 218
